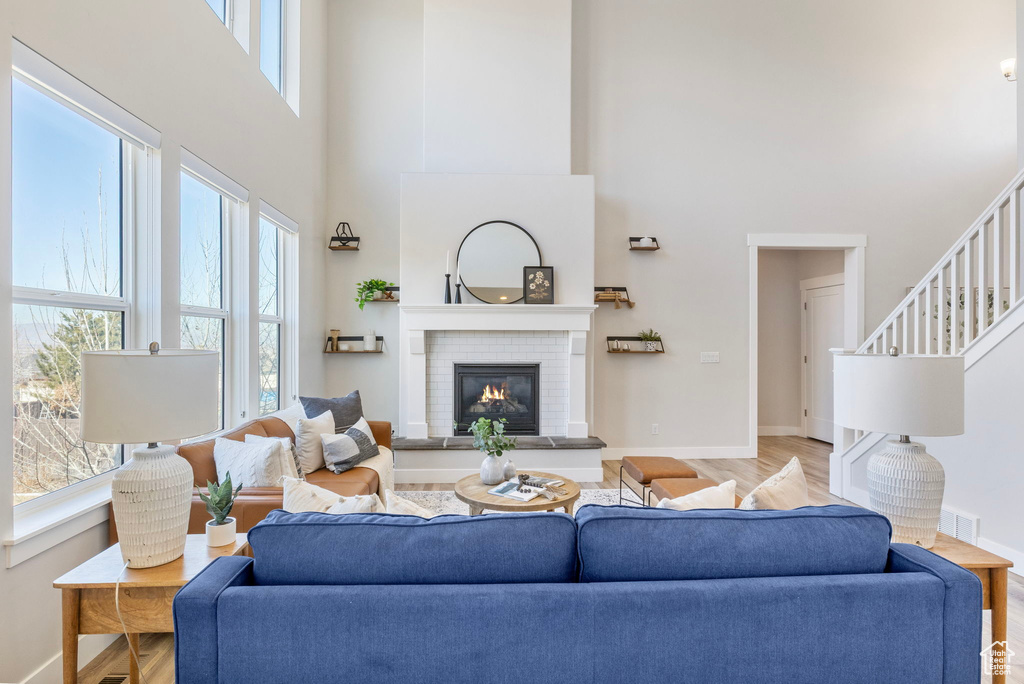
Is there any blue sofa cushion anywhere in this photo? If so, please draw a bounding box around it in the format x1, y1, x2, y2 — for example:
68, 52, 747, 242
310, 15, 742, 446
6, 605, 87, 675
248, 510, 578, 585
575, 504, 892, 582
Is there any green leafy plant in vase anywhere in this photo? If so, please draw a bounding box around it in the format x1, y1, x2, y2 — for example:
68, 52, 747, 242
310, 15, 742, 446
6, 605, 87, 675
638, 328, 662, 352
355, 279, 396, 310
198, 473, 243, 547
469, 417, 518, 485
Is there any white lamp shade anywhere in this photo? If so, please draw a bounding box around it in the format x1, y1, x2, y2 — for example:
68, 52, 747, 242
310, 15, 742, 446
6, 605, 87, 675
81, 349, 220, 444
833, 353, 964, 436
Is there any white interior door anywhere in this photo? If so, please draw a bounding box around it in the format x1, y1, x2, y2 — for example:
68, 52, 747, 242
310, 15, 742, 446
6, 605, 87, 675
803, 283, 844, 442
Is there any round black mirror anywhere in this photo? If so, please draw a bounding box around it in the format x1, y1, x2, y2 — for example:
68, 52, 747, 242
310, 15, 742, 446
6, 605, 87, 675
457, 221, 542, 304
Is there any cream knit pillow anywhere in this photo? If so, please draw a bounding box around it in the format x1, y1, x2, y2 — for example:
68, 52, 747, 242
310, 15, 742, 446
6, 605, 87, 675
213, 438, 282, 488
739, 457, 809, 510
384, 489, 437, 518
656, 480, 736, 511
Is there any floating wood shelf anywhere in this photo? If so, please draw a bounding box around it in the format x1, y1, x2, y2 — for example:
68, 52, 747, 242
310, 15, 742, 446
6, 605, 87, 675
628, 236, 660, 251
606, 336, 665, 353
328, 244, 359, 251
595, 287, 635, 309
324, 335, 385, 353
366, 286, 399, 303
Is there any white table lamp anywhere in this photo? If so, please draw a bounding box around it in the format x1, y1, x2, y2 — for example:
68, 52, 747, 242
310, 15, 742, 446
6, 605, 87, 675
834, 347, 964, 548
82, 344, 219, 568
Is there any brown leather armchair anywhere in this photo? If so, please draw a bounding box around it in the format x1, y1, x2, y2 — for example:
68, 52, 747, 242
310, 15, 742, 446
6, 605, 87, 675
107, 417, 392, 543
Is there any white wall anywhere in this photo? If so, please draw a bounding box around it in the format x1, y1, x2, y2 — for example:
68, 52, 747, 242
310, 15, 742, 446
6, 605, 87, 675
0, 1, 327, 680
575, 0, 1016, 452
423, 0, 571, 174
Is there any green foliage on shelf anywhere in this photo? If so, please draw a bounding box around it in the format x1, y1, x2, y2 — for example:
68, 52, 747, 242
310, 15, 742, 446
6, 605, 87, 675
355, 279, 395, 310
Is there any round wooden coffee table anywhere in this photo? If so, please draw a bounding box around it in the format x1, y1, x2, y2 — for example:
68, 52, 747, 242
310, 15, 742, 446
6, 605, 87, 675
454, 471, 581, 516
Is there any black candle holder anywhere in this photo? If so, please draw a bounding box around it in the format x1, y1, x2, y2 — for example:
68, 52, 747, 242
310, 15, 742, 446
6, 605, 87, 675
444, 274, 452, 303
454, 282, 462, 303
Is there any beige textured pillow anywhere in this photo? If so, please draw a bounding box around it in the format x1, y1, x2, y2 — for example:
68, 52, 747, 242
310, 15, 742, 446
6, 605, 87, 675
325, 493, 384, 515
739, 457, 809, 510
244, 434, 301, 480
281, 477, 341, 513
213, 437, 281, 488
656, 480, 736, 511
384, 489, 436, 518
294, 410, 335, 475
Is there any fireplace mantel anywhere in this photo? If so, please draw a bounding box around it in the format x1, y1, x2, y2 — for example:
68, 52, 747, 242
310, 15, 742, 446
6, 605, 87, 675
399, 304, 596, 332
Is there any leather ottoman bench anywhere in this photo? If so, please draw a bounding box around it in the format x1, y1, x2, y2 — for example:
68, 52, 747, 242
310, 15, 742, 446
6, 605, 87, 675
619, 456, 697, 506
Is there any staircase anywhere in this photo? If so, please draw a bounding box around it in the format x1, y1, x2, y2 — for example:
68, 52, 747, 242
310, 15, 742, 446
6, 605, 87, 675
832, 166, 1024, 505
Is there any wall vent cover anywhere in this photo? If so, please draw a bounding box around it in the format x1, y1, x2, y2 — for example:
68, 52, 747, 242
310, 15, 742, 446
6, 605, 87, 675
938, 505, 978, 544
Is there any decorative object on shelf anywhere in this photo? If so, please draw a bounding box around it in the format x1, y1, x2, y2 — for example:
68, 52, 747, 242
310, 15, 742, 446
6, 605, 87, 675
607, 336, 664, 353
523, 266, 554, 304
639, 328, 662, 352
455, 281, 463, 303
628, 236, 660, 251
444, 250, 453, 303
595, 286, 635, 309
328, 329, 341, 352
1002, 57, 1017, 82
833, 347, 964, 548
355, 279, 396, 310
469, 417, 518, 486
329, 221, 360, 251
363, 330, 377, 351
324, 335, 384, 353
198, 473, 243, 547
382, 286, 397, 300
81, 343, 219, 568
458, 220, 542, 304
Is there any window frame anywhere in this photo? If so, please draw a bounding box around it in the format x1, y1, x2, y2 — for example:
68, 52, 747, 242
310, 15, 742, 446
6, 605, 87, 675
8, 43, 160, 515
260, 0, 286, 95
257, 201, 298, 415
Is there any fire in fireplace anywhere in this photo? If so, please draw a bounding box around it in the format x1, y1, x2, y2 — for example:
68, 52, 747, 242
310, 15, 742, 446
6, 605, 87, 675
454, 364, 540, 435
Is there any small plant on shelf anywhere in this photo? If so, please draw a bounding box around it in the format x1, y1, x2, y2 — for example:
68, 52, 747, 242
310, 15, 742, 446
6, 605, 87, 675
355, 279, 396, 310
638, 328, 662, 352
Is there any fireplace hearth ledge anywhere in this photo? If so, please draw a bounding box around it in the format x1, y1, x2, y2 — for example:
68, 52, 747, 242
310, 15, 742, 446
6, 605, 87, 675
393, 436, 606, 451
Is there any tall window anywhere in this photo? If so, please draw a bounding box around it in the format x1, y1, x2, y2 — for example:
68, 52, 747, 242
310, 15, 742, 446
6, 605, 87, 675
179, 171, 228, 429
11, 79, 129, 504
258, 217, 282, 415
205, 0, 228, 24
260, 0, 284, 94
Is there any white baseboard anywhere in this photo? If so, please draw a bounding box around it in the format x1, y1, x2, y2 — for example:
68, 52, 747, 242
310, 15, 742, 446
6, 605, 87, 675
757, 426, 801, 436
395, 467, 605, 484
601, 445, 756, 460
20, 634, 117, 684
978, 536, 1024, 578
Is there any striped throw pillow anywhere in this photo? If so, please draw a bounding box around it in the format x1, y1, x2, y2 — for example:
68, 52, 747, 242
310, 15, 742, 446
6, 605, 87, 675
321, 417, 380, 474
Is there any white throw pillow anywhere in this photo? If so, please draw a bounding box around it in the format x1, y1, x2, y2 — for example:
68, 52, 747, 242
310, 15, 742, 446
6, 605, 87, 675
322, 417, 380, 474
265, 402, 307, 436
324, 493, 384, 515
384, 489, 436, 518
213, 438, 282, 488
294, 410, 335, 475
244, 434, 302, 480
282, 477, 341, 513
739, 457, 809, 510
656, 480, 737, 511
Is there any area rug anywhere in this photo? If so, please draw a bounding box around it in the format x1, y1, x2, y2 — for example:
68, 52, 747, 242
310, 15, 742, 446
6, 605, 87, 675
396, 489, 622, 516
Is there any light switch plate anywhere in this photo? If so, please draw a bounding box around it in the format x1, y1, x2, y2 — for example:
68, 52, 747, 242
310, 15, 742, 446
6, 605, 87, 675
700, 352, 720, 363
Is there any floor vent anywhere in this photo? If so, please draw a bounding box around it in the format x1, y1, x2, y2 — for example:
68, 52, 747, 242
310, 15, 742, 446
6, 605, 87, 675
938, 506, 978, 544
98, 677, 127, 684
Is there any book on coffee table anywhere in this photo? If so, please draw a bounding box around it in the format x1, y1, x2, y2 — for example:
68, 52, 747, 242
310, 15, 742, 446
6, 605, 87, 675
487, 480, 541, 502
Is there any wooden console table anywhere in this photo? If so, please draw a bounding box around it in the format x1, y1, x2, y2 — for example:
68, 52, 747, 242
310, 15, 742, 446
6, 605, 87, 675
929, 532, 1013, 684
54, 534, 249, 684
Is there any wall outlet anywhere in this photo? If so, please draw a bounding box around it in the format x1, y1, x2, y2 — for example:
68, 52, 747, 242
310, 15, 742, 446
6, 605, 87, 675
651, 423, 659, 435
700, 352, 720, 363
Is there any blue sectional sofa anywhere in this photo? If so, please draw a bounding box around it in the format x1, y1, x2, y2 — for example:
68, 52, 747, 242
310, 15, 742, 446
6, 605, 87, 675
173, 505, 982, 683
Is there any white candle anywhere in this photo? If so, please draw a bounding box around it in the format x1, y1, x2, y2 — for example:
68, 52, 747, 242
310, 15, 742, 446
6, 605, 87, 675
456, 263, 460, 284
446, 250, 451, 275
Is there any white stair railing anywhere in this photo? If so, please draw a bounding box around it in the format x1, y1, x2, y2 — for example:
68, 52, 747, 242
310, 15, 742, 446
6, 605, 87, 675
858, 166, 1024, 357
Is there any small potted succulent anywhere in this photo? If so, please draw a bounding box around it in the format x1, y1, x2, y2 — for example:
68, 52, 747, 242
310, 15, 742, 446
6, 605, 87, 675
638, 328, 662, 352
355, 279, 396, 310
469, 417, 518, 485
198, 473, 243, 547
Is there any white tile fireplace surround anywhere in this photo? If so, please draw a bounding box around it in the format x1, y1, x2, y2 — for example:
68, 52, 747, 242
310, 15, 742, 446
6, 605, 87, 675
426, 330, 568, 437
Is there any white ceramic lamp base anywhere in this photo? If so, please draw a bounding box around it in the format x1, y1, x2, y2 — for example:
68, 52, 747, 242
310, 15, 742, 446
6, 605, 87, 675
111, 444, 194, 568
867, 439, 945, 549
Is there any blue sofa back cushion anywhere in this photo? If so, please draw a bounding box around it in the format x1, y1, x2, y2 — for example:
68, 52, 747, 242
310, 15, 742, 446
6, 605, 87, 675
575, 504, 892, 582
248, 510, 579, 585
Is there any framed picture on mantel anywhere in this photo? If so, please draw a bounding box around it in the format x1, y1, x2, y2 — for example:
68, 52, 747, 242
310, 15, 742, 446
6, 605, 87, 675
524, 266, 554, 304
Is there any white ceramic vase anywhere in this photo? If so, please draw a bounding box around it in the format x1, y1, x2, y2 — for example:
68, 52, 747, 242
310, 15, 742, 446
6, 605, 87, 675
206, 517, 237, 547
363, 332, 376, 351
480, 454, 504, 485
502, 457, 517, 481
867, 440, 945, 548
111, 445, 193, 568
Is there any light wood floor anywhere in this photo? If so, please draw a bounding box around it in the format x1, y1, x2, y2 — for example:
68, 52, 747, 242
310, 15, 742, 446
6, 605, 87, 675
80, 436, 1022, 684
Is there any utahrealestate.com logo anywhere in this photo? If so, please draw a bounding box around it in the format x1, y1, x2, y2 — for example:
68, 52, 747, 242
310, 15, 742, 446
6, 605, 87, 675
981, 641, 1014, 677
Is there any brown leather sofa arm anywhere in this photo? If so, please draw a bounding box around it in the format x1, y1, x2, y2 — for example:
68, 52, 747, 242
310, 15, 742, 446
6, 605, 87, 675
368, 421, 392, 450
